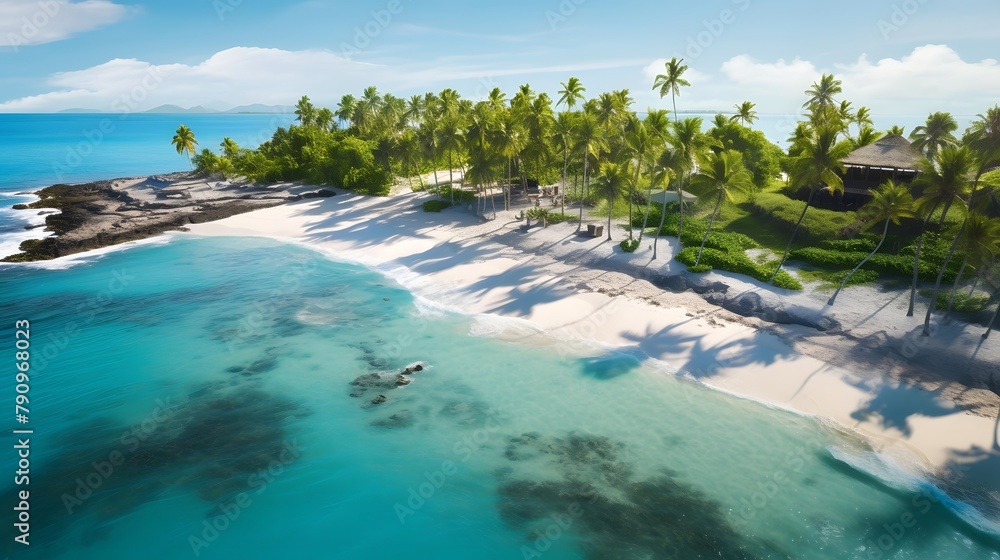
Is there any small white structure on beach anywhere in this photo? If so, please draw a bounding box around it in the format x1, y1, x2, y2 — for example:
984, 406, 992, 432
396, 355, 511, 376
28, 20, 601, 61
649, 189, 697, 205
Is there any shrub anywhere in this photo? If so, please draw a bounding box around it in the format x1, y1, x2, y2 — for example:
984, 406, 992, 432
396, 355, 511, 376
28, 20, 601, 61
422, 200, 452, 212
919, 289, 990, 313
676, 246, 803, 290
687, 264, 713, 273
830, 269, 880, 286
640, 207, 759, 252
820, 238, 877, 252
439, 185, 477, 204
526, 207, 550, 223
619, 238, 640, 253
789, 247, 959, 283
546, 213, 578, 224
751, 193, 858, 241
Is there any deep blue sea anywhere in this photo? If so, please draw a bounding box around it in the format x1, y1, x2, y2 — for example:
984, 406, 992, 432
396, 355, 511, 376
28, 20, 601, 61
1, 114, 998, 559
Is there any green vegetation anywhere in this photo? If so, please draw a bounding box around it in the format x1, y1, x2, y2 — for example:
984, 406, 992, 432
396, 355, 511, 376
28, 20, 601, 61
422, 200, 452, 212
676, 246, 803, 290
619, 239, 639, 253
751, 193, 859, 243
546, 212, 578, 224
920, 289, 990, 314
175, 68, 1000, 338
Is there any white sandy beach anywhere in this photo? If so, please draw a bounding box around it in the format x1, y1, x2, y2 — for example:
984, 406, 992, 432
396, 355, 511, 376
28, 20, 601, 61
179, 186, 999, 493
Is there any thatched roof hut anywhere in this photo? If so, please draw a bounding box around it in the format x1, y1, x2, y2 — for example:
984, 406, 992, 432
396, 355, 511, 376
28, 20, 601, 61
841, 135, 922, 198
842, 135, 922, 170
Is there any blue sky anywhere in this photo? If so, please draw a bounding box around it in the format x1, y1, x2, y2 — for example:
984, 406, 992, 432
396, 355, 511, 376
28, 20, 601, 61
1, 0, 998, 116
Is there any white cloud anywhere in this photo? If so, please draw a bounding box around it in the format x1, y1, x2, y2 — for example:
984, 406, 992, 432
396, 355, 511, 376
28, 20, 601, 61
0, 47, 647, 112
680, 45, 1000, 116
0, 0, 133, 47
0, 47, 388, 112
5, 43, 998, 117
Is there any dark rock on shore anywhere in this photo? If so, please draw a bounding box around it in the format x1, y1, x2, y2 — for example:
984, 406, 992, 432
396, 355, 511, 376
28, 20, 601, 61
301, 189, 337, 199
1, 176, 300, 262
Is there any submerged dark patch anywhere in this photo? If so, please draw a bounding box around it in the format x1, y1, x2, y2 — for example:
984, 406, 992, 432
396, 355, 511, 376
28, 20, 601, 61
0, 382, 307, 556
496, 432, 782, 559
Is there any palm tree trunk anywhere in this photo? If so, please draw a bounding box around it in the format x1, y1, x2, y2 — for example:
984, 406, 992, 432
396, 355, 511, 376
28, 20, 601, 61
907, 212, 936, 316
676, 170, 686, 241
561, 144, 568, 216
923, 218, 967, 336
695, 192, 724, 267
578, 151, 588, 229
628, 162, 641, 240
938, 198, 954, 228
505, 159, 512, 211
944, 258, 969, 321
984, 296, 1000, 339
653, 183, 670, 260
770, 188, 815, 284
433, 169, 441, 198
968, 276, 980, 297
638, 167, 655, 245
448, 152, 455, 204
607, 197, 613, 241
829, 219, 889, 306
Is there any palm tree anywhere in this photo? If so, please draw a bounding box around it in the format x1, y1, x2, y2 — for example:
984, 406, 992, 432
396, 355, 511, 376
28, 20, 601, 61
828, 180, 915, 306
770, 124, 852, 283
557, 77, 586, 111
664, 117, 710, 242
730, 101, 757, 126
922, 210, 970, 336
653, 57, 690, 127
294, 95, 316, 127
335, 94, 357, 127
485, 87, 507, 111
316, 108, 334, 131
689, 150, 752, 266
851, 126, 883, 149
593, 161, 629, 241
943, 214, 1000, 320
574, 110, 606, 227
171, 125, 198, 168
906, 146, 974, 317
221, 137, 239, 160
494, 111, 525, 211
624, 122, 651, 239
965, 105, 1000, 172
915, 146, 974, 227
886, 125, 906, 136
553, 112, 575, 216
854, 106, 873, 130
802, 74, 842, 110
418, 118, 442, 197
638, 109, 670, 245
404, 94, 425, 127
838, 100, 855, 124
395, 129, 423, 190
652, 148, 684, 260
910, 112, 958, 160
436, 115, 465, 204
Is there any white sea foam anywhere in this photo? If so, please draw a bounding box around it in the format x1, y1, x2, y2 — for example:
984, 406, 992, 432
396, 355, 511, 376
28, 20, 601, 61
828, 446, 1000, 540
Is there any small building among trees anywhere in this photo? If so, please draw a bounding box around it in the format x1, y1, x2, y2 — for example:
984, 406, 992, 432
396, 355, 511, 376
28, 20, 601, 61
839, 134, 922, 207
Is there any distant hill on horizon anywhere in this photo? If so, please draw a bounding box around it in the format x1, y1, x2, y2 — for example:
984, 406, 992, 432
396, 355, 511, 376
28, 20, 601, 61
144, 104, 218, 114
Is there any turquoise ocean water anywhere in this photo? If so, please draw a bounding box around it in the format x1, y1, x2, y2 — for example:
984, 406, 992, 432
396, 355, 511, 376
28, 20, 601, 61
0, 114, 998, 558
